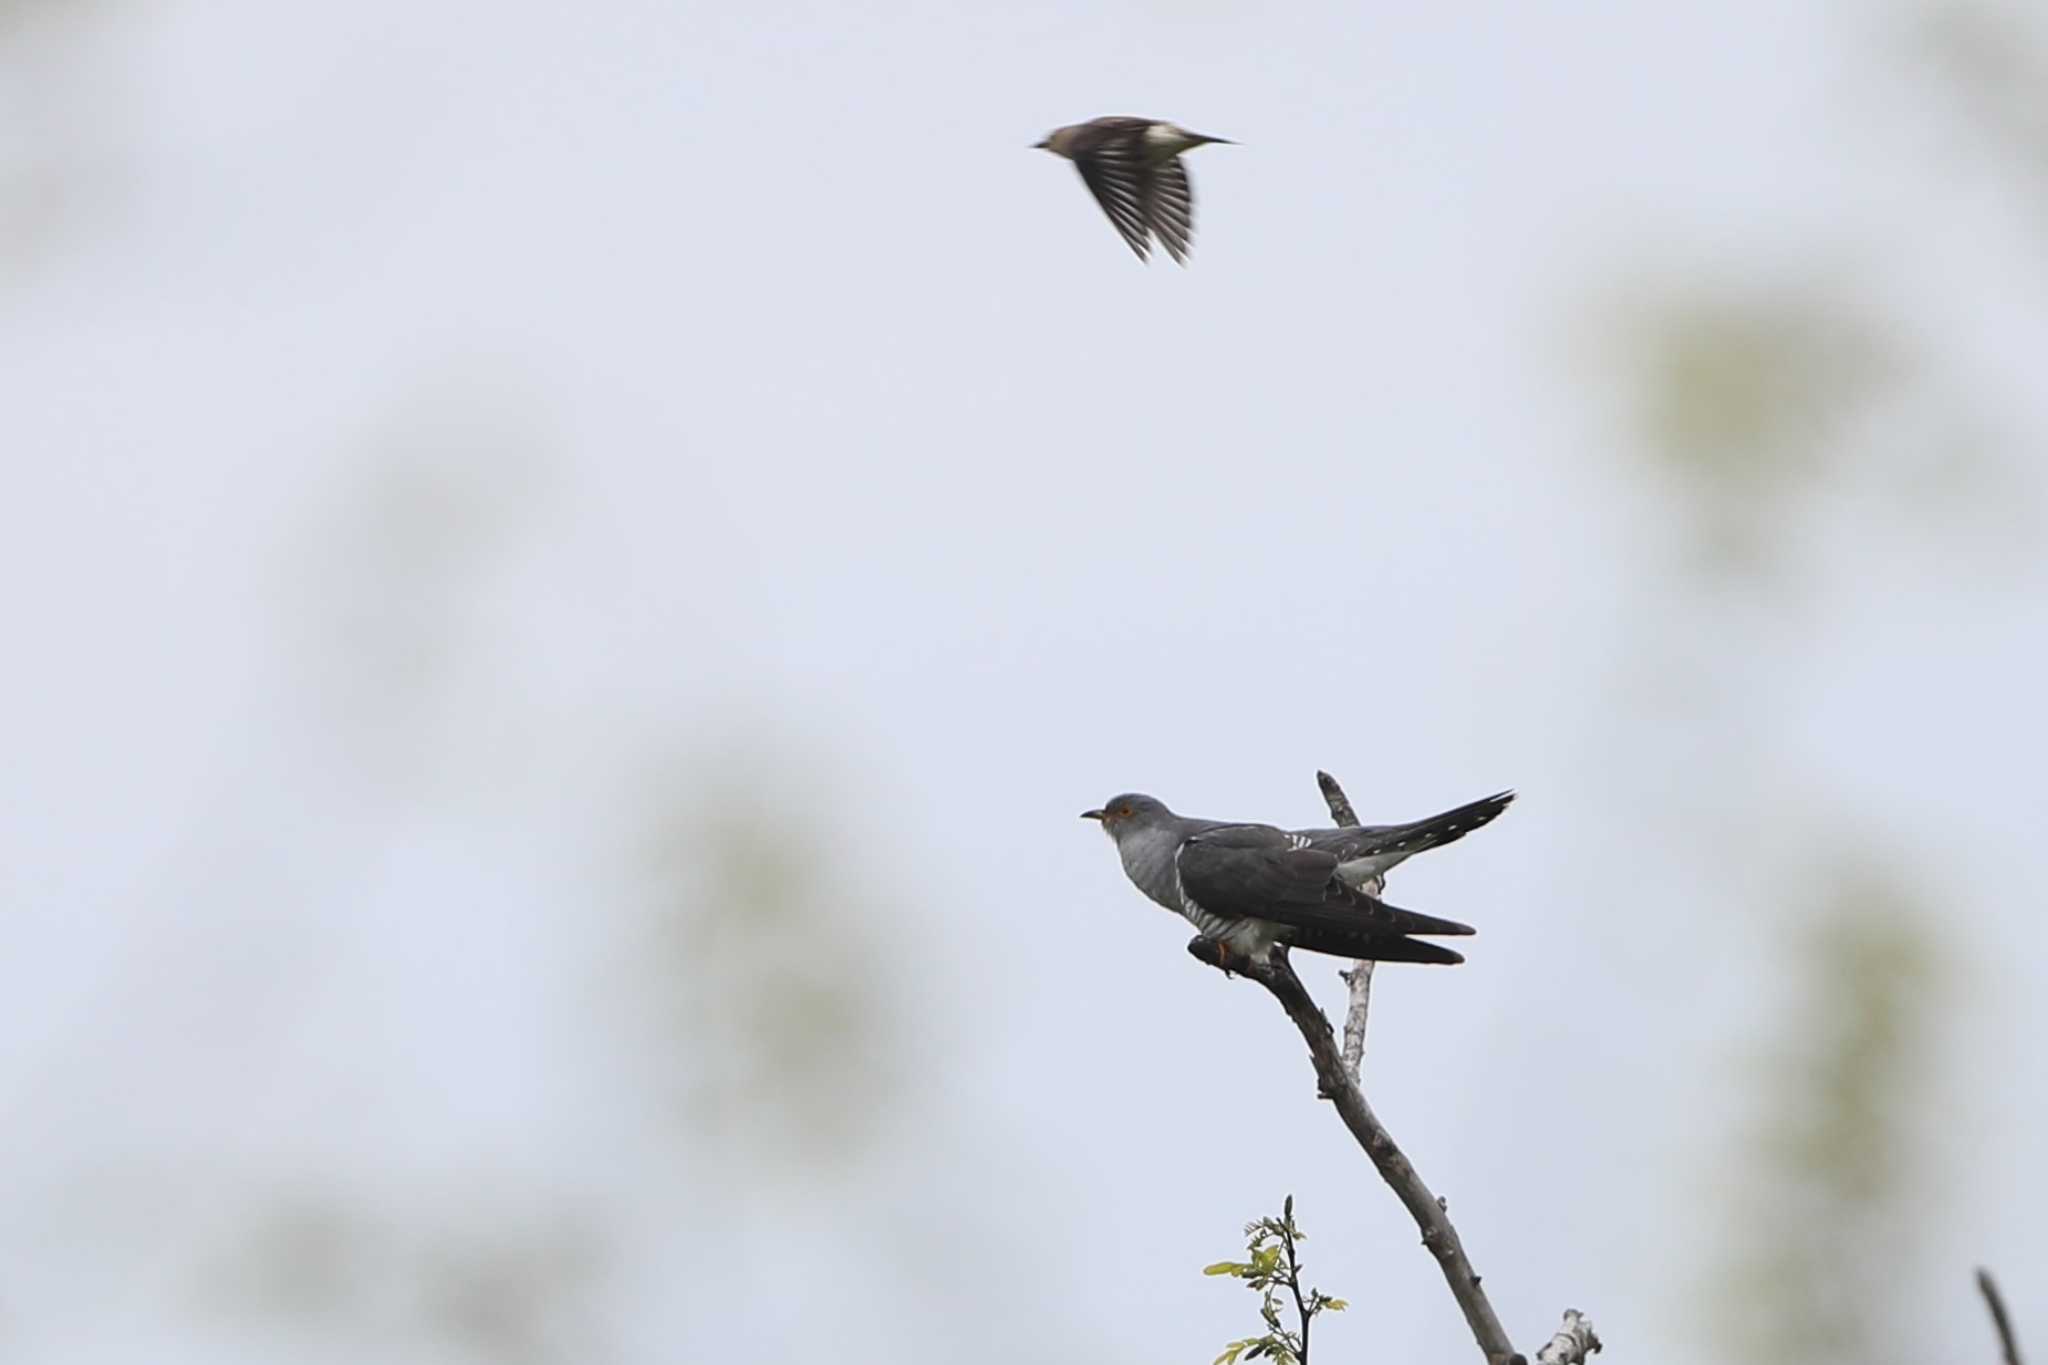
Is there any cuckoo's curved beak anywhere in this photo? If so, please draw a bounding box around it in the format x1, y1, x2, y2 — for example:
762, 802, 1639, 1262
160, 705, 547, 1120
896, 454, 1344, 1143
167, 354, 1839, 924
1080, 809, 1104, 821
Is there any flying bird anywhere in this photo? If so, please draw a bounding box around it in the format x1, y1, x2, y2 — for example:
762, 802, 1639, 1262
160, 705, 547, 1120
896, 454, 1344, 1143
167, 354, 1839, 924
1081, 790, 1514, 964
1033, 116, 1234, 263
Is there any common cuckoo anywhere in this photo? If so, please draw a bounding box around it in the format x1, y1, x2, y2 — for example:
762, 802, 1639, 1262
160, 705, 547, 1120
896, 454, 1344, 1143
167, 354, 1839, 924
1081, 790, 1513, 964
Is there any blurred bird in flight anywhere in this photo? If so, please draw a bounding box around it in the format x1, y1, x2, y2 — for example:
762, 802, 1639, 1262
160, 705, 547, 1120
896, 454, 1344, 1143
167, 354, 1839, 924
1034, 117, 1234, 264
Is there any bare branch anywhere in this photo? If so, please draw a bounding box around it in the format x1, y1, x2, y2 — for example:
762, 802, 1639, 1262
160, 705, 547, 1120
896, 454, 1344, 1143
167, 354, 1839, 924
1316, 770, 1376, 1077
1183, 769, 1600, 1365
1187, 937, 1523, 1365
1979, 1268, 2025, 1365
1535, 1310, 1603, 1364
1338, 961, 1374, 1076
1315, 770, 1360, 826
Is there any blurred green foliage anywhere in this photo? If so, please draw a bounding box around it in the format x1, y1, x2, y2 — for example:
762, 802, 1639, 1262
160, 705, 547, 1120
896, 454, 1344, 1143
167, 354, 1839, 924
1710, 879, 1944, 1365
1610, 286, 1900, 572
1917, 4, 2048, 206
1596, 18, 2027, 1344
1629, 293, 1893, 489
198, 1194, 607, 1365
636, 768, 905, 1178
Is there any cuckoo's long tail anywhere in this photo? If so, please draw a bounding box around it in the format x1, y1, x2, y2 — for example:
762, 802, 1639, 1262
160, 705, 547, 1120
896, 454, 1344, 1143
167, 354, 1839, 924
1286, 926, 1465, 965
1375, 790, 1515, 858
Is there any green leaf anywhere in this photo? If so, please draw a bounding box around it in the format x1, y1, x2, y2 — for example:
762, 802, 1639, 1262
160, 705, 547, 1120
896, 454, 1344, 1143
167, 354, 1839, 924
1204, 1262, 1249, 1277
1324, 1298, 1349, 1312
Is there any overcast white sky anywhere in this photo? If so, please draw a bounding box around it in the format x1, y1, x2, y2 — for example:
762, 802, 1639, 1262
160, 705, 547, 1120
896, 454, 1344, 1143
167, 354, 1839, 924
3, 0, 2044, 1361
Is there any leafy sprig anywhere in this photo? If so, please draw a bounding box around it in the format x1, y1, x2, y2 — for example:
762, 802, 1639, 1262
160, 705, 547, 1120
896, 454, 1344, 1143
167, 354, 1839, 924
1203, 1196, 1348, 1365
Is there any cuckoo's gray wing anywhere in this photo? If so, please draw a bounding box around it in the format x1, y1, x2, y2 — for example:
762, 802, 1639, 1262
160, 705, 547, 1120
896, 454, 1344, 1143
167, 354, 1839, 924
1177, 826, 1476, 942
1144, 156, 1194, 264
1300, 791, 1515, 863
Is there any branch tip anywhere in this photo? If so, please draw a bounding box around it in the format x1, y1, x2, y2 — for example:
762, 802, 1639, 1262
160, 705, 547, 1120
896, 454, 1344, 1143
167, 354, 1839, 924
1534, 1310, 1602, 1365
1978, 1268, 2024, 1365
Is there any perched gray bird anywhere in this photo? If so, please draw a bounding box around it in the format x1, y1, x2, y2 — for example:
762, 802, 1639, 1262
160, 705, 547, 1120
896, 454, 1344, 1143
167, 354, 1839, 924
1081, 790, 1514, 964
1033, 116, 1233, 263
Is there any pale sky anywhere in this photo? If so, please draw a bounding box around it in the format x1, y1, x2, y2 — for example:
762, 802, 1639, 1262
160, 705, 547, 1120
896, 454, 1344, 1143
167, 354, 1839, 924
3, 1, 2044, 1361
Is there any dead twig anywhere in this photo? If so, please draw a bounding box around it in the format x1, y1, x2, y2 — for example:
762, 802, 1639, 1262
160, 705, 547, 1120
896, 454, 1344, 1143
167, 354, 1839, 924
1535, 1309, 1602, 1364
1317, 771, 1376, 1079
1979, 1267, 2025, 1365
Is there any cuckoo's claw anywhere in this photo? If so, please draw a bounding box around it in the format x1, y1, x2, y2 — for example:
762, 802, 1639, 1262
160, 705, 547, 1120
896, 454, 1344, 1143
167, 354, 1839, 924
1186, 936, 1237, 976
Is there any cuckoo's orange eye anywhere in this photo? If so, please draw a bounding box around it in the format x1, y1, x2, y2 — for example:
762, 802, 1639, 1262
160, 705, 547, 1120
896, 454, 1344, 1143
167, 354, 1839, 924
1116, 804, 1132, 817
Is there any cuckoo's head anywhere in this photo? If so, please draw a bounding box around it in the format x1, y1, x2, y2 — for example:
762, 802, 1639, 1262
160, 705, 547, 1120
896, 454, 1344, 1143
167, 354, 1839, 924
1080, 793, 1173, 839
1033, 127, 1077, 157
